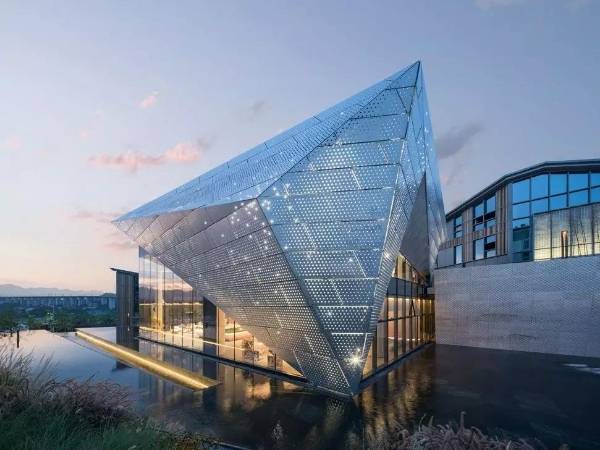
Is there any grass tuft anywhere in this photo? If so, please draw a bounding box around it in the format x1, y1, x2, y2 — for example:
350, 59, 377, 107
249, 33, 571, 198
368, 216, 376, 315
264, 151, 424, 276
376, 412, 570, 449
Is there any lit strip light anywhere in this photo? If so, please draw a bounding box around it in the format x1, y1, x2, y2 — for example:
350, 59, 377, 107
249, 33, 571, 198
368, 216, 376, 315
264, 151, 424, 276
75, 329, 218, 391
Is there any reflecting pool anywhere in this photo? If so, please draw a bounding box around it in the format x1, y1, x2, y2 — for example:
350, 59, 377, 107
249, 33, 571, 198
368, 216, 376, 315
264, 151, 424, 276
4, 329, 600, 449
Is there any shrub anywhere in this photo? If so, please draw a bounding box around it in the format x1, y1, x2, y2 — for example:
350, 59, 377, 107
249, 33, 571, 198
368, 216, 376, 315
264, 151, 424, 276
376, 412, 569, 450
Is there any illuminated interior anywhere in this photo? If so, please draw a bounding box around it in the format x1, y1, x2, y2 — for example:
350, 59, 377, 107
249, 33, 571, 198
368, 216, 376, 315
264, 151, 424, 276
138, 248, 433, 382
138, 248, 301, 377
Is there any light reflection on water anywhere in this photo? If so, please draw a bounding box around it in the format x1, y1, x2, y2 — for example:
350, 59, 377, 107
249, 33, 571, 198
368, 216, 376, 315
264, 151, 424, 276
4, 329, 600, 450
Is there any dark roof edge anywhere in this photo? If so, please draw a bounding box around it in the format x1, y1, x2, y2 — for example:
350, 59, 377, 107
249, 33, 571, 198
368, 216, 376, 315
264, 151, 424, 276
445, 158, 600, 219
110, 267, 139, 276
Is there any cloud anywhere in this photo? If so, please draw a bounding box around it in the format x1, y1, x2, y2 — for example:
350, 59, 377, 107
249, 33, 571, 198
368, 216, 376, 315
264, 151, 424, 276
88, 151, 164, 172
88, 139, 210, 173
435, 123, 484, 160
249, 100, 268, 117
139, 91, 158, 109
436, 122, 484, 189
1, 135, 23, 151
164, 141, 204, 162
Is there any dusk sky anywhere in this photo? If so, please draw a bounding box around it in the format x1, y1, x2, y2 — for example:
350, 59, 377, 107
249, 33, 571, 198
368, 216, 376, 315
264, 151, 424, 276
1, 0, 598, 292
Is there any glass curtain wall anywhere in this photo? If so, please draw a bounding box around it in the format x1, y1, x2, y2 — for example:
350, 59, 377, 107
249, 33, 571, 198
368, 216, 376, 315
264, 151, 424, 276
362, 255, 434, 378
472, 195, 497, 261
138, 248, 300, 377
512, 171, 600, 262
140, 249, 433, 381
533, 203, 600, 260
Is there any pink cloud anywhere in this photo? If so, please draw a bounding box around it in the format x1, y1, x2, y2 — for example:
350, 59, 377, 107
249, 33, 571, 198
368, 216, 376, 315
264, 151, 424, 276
88, 150, 164, 173
1, 135, 23, 151
139, 92, 158, 109
88, 141, 207, 173
164, 142, 202, 162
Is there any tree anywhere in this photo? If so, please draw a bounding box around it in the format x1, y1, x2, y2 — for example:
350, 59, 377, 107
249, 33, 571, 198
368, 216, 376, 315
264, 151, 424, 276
0, 306, 19, 332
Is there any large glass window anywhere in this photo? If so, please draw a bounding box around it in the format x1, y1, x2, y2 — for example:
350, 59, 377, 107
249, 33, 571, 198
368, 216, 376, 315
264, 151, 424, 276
513, 179, 530, 203
364, 256, 433, 379
569, 173, 588, 191
484, 235, 496, 258
550, 194, 567, 211
486, 196, 496, 212
473, 195, 496, 232
513, 218, 530, 229
531, 198, 548, 214
550, 174, 567, 195
513, 202, 530, 219
137, 248, 300, 377
474, 238, 484, 260
454, 216, 463, 238
513, 170, 599, 263
531, 174, 548, 199
485, 196, 496, 228
473, 202, 484, 231
569, 190, 588, 207
454, 245, 463, 265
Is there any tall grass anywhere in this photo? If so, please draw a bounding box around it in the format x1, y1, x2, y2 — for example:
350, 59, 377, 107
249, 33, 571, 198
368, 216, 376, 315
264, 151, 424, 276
375, 412, 569, 450
0, 343, 218, 450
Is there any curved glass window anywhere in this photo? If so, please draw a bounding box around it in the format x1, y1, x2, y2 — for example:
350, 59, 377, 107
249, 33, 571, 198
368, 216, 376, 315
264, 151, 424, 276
486, 196, 496, 213
550, 174, 567, 195
569, 190, 588, 207
513, 202, 530, 219
569, 173, 588, 191
513, 179, 530, 203
531, 174, 548, 199
512, 170, 599, 263
513, 218, 530, 229
531, 198, 548, 214
550, 194, 567, 210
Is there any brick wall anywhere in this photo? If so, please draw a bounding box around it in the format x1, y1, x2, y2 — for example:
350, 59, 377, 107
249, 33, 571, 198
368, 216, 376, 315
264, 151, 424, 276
434, 255, 600, 358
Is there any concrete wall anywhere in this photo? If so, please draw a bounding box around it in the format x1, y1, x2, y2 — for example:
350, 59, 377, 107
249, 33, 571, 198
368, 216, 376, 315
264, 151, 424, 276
434, 255, 600, 358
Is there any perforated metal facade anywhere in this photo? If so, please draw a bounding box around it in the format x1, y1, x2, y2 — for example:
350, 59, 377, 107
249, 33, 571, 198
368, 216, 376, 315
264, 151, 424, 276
114, 61, 446, 395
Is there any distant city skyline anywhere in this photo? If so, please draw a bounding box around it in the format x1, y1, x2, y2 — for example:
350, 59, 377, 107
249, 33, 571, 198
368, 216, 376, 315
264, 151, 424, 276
1, 0, 598, 291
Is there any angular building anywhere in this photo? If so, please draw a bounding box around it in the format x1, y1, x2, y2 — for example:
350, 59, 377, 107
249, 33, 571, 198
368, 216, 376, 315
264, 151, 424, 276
114, 61, 446, 396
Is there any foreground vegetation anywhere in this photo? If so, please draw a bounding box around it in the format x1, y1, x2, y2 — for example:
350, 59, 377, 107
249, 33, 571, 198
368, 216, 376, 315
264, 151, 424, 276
0, 344, 218, 450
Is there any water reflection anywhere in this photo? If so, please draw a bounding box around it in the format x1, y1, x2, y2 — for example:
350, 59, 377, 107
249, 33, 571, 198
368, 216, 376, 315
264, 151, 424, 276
4, 329, 600, 449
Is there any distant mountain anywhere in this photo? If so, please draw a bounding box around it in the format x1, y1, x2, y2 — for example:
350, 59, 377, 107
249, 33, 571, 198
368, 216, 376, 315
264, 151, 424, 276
0, 283, 105, 297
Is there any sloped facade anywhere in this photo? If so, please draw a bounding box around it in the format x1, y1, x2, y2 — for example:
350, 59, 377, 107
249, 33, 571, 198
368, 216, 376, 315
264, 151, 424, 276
114, 61, 446, 395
